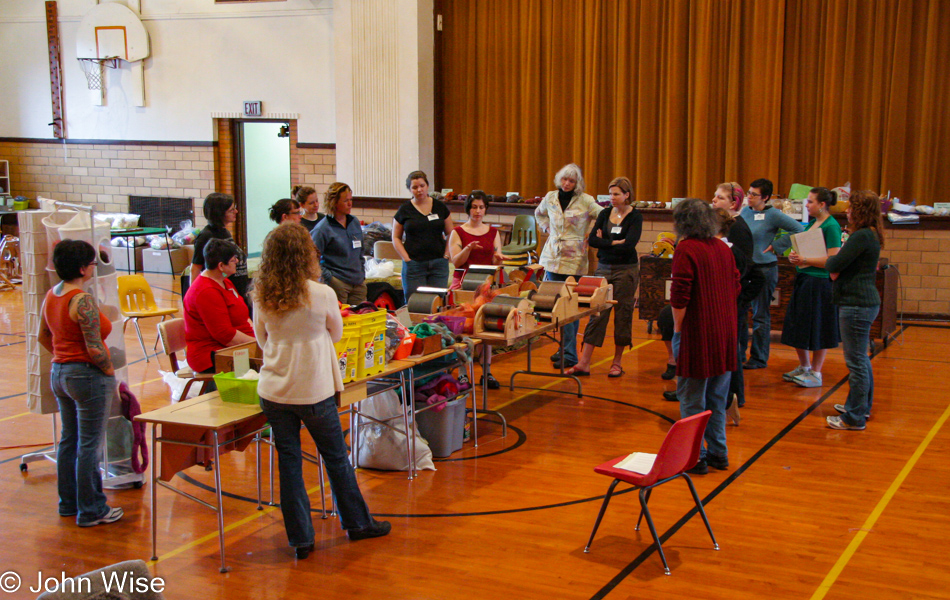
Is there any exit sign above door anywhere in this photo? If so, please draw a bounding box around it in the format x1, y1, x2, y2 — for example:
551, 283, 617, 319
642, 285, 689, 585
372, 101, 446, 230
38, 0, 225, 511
243, 101, 262, 117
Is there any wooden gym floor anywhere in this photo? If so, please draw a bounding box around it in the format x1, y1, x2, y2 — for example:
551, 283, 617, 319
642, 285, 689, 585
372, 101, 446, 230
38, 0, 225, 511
1, 273, 948, 600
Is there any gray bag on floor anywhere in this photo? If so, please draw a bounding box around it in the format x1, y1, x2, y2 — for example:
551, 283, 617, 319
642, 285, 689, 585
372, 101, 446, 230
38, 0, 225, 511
357, 390, 435, 471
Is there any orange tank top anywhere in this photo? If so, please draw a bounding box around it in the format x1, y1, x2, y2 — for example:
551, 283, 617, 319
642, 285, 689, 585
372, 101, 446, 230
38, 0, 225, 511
44, 288, 113, 364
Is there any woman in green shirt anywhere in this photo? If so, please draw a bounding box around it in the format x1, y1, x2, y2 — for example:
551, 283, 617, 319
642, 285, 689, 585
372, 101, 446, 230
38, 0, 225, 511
794, 191, 884, 430
783, 188, 842, 388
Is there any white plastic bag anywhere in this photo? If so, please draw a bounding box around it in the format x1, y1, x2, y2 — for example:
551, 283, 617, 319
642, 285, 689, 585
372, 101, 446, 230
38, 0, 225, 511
159, 370, 204, 402
357, 390, 434, 471
365, 258, 395, 279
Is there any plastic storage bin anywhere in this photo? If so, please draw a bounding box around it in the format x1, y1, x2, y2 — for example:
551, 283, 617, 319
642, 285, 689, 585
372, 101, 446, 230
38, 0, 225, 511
414, 397, 465, 458
213, 372, 259, 405
349, 310, 387, 379
334, 323, 360, 383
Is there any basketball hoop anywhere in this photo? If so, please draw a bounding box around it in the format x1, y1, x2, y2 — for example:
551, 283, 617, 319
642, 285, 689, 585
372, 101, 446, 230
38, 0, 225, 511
77, 57, 118, 91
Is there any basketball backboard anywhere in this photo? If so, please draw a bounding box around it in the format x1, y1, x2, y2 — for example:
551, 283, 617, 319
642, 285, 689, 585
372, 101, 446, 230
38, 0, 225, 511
76, 2, 149, 61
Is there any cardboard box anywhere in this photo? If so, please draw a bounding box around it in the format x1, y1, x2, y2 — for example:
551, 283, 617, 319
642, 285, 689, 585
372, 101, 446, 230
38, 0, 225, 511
142, 248, 190, 274
113, 247, 144, 273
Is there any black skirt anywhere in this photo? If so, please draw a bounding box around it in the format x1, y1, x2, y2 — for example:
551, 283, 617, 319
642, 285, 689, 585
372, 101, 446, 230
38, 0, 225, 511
781, 273, 840, 350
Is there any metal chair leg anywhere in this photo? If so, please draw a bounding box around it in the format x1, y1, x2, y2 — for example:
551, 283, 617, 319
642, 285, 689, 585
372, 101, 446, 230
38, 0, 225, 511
132, 318, 149, 361
639, 487, 671, 575
683, 473, 719, 550
635, 487, 653, 531
585, 479, 621, 552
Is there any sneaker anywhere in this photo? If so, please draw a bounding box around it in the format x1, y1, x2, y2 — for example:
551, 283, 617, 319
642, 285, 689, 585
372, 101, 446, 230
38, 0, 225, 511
295, 543, 315, 559
826, 415, 866, 431
743, 362, 766, 370
661, 364, 677, 380
833, 404, 871, 420
794, 371, 823, 388
550, 351, 562, 363
348, 519, 391, 541
686, 459, 708, 475
484, 374, 500, 390
78, 506, 123, 527
783, 365, 808, 382
662, 391, 678, 402
706, 454, 729, 470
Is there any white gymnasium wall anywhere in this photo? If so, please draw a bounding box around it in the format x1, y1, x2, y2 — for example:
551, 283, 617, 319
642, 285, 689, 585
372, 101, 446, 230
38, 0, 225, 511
0, 0, 335, 142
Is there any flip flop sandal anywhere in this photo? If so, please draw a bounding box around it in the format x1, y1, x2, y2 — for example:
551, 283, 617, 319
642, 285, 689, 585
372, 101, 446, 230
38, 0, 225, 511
608, 365, 625, 378
564, 366, 590, 377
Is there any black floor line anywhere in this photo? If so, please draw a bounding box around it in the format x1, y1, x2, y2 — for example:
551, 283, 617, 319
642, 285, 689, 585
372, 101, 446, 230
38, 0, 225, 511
0, 392, 26, 402
0, 340, 26, 348
586, 322, 903, 599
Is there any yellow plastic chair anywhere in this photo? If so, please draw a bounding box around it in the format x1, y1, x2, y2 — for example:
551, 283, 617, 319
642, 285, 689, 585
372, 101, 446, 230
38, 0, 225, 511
118, 274, 178, 361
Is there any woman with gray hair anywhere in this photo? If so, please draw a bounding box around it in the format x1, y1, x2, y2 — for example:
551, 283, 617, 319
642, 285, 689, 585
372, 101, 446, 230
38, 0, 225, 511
535, 163, 602, 369
669, 198, 740, 475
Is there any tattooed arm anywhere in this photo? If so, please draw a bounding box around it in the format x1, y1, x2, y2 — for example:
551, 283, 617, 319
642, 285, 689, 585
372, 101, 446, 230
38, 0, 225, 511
74, 293, 115, 376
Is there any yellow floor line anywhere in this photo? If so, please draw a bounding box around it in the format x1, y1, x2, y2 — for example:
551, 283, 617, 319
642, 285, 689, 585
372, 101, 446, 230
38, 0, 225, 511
810, 400, 950, 600
0, 411, 30, 423
146, 482, 325, 565
137, 376, 164, 386
492, 339, 655, 411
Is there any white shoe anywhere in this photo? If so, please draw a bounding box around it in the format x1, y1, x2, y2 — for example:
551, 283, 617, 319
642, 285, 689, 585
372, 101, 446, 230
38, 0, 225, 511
794, 371, 823, 388
783, 365, 808, 382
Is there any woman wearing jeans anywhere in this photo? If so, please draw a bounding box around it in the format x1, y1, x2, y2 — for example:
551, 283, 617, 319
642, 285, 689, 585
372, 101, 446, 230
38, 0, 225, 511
392, 170, 454, 302
670, 199, 740, 474
535, 163, 602, 368
796, 191, 884, 431
38, 240, 123, 527
253, 224, 390, 559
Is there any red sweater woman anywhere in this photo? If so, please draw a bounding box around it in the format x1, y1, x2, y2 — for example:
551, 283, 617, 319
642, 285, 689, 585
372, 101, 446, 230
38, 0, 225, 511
183, 239, 255, 380
670, 198, 740, 475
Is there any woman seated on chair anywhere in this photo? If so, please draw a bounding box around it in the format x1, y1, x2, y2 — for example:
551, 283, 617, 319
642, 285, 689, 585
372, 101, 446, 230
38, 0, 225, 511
37, 239, 123, 527
447, 190, 506, 389
183, 239, 255, 389
447, 190, 506, 290
252, 223, 390, 559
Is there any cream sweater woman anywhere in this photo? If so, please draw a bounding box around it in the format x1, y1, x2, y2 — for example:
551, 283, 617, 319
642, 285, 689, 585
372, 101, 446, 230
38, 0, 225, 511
253, 280, 344, 403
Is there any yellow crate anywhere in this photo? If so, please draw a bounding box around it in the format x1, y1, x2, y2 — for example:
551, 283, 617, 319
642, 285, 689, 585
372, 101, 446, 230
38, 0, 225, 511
334, 324, 360, 383
355, 312, 387, 379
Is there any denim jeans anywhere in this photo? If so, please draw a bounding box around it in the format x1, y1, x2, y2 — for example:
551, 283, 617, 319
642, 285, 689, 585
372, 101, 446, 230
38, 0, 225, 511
402, 258, 450, 302
544, 271, 579, 364
672, 332, 730, 460
51, 362, 116, 524
748, 264, 778, 366
260, 397, 373, 548
838, 305, 879, 427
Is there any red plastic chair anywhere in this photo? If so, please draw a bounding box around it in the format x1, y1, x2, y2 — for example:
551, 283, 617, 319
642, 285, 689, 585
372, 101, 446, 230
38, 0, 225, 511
584, 410, 718, 575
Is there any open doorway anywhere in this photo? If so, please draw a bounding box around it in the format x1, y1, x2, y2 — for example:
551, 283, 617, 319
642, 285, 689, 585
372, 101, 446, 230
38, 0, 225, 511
234, 121, 291, 258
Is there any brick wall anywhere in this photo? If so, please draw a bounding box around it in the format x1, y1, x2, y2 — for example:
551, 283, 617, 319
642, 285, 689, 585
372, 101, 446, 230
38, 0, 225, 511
881, 228, 950, 315
0, 139, 335, 230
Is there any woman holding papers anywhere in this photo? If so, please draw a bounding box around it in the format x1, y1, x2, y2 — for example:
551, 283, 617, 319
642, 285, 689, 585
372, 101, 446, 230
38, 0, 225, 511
783, 188, 842, 388
794, 191, 884, 431
253, 224, 390, 560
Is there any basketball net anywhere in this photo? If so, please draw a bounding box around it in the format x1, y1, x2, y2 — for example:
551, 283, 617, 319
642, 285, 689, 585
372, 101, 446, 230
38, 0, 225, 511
78, 57, 118, 91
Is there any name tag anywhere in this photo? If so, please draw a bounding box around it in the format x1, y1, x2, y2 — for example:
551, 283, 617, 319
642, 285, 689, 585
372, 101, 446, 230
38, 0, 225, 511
611, 226, 622, 235
427, 213, 439, 221
564, 210, 577, 218
352, 239, 362, 249
754, 213, 766, 221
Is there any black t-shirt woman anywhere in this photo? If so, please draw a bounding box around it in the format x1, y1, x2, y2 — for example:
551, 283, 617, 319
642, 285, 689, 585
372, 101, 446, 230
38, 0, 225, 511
391, 171, 454, 302
191, 192, 250, 310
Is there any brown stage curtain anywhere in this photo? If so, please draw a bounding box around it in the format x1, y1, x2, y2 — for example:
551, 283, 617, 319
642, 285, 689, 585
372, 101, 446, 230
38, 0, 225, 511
439, 0, 949, 203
